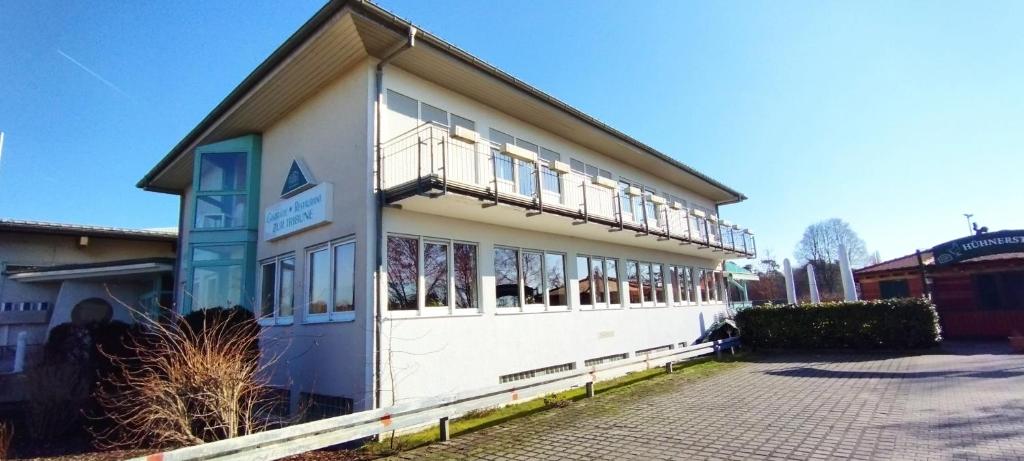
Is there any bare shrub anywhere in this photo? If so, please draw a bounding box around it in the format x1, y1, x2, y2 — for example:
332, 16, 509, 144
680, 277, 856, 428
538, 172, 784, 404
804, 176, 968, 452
25, 361, 91, 441
0, 421, 12, 459
92, 307, 278, 449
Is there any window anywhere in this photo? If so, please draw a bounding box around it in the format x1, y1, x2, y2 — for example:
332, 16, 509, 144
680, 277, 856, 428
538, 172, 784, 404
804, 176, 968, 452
523, 250, 544, 305
308, 247, 330, 315
194, 151, 249, 230
577, 256, 592, 306
451, 114, 475, 132
259, 254, 295, 324
591, 257, 606, 305
672, 266, 693, 304
640, 263, 653, 304
489, 129, 515, 182
421, 103, 448, 126
386, 90, 419, 135
539, 148, 561, 195
607, 259, 620, 305
495, 247, 520, 307
424, 241, 449, 307
387, 236, 419, 310
333, 242, 355, 313
879, 279, 910, 299
190, 244, 246, 311
498, 247, 567, 310
515, 139, 539, 197
627, 260, 641, 305
653, 264, 665, 304
618, 182, 634, 219
973, 271, 1024, 310
299, 240, 355, 321
454, 243, 478, 309
571, 159, 611, 179
545, 253, 567, 307
683, 267, 694, 302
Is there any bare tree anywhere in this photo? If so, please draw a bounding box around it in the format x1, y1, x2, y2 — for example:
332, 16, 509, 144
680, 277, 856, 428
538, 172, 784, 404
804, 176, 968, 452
795, 218, 869, 294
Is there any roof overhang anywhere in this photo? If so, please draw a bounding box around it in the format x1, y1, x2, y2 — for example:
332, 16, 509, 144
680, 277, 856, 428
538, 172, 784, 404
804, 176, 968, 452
8, 261, 174, 283
139, 0, 747, 204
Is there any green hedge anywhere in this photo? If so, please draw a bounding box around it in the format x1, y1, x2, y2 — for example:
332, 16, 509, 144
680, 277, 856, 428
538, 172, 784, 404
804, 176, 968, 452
735, 298, 941, 350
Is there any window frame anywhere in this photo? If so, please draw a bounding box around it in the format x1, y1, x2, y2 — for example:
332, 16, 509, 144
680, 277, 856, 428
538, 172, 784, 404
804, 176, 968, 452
193, 151, 252, 231
577, 254, 621, 310
305, 237, 357, 324
496, 245, 570, 314
257, 253, 296, 326
387, 234, 483, 317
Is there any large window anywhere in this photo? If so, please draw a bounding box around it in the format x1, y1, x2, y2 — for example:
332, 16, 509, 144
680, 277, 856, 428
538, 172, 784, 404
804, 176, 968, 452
259, 254, 295, 324
305, 239, 356, 322
195, 152, 248, 229
495, 247, 520, 307
387, 236, 419, 310
974, 271, 1024, 310
672, 266, 694, 304
454, 243, 478, 309
190, 244, 246, 311
578, 255, 620, 309
627, 260, 641, 305
388, 235, 479, 312
424, 241, 449, 307
497, 246, 566, 310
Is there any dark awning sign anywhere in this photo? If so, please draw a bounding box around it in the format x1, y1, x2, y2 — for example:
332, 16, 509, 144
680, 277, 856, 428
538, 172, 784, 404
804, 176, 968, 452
931, 230, 1024, 265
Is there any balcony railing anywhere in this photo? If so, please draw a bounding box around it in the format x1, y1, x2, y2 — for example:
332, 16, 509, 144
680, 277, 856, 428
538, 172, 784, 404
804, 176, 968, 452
380, 122, 756, 257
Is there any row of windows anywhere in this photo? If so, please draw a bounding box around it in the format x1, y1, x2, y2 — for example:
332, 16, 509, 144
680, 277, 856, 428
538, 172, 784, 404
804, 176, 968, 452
256, 233, 728, 323
386, 90, 719, 221
258, 238, 355, 324
385, 233, 727, 313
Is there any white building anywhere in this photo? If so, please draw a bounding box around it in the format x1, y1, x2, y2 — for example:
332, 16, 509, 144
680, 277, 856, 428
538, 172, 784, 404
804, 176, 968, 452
0, 219, 176, 374
138, 1, 756, 417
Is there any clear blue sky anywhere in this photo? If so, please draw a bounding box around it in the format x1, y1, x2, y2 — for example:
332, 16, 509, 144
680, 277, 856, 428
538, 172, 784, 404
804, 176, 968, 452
1, 0, 1022, 263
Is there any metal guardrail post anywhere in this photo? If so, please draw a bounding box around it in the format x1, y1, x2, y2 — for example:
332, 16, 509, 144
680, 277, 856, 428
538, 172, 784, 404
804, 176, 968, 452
616, 192, 624, 231
490, 151, 499, 207
581, 181, 589, 224
535, 162, 543, 214
703, 219, 711, 247
641, 195, 650, 235
439, 416, 450, 442
715, 344, 722, 360
682, 213, 692, 245
441, 135, 448, 196
585, 381, 595, 398
662, 207, 670, 241
664, 361, 674, 373
416, 135, 423, 195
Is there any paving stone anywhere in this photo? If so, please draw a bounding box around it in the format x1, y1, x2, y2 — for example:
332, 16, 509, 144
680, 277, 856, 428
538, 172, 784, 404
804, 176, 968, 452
387, 342, 1024, 460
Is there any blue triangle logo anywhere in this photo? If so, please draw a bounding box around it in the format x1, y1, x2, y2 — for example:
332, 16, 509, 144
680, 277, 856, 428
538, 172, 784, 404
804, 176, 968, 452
281, 160, 314, 197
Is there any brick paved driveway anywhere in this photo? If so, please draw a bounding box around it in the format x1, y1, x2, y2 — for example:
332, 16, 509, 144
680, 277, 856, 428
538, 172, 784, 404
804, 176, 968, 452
389, 342, 1024, 461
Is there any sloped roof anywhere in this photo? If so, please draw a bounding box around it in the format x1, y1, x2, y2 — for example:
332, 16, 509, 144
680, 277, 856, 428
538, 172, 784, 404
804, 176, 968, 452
137, 0, 747, 204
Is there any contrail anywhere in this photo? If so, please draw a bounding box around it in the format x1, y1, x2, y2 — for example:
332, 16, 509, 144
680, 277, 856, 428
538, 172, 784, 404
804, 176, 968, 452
56, 49, 127, 96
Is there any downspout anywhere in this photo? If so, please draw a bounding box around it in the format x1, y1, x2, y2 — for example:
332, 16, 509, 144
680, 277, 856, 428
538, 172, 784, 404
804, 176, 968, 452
373, 26, 417, 410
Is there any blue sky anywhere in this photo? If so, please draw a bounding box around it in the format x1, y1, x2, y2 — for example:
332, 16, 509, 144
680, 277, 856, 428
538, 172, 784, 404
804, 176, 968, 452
1, 1, 1022, 263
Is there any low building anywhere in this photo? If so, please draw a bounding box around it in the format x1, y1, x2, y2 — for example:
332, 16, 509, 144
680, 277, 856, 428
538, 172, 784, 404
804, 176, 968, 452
0, 219, 177, 372
138, 1, 758, 415
854, 230, 1024, 338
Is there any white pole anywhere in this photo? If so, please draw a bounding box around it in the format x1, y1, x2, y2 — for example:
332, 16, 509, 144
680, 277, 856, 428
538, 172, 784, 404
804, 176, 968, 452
839, 243, 858, 301
807, 263, 821, 304
13, 330, 27, 373
783, 258, 797, 304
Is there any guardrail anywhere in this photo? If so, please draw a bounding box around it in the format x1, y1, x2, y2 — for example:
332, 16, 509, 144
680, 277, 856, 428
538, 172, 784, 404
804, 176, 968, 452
131, 337, 740, 461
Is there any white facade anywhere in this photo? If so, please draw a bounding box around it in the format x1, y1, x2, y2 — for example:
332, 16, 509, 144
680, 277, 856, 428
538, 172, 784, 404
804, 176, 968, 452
140, 2, 755, 417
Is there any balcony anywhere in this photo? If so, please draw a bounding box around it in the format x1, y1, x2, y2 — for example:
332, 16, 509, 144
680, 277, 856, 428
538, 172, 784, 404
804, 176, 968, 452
380, 123, 756, 258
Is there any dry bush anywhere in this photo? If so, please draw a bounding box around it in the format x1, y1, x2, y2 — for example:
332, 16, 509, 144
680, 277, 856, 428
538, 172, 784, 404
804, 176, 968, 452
0, 421, 12, 459
92, 308, 278, 449
24, 362, 92, 441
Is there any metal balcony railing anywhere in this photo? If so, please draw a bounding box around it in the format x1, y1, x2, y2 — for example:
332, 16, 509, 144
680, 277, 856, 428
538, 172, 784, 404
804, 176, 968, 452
380, 123, 756, 257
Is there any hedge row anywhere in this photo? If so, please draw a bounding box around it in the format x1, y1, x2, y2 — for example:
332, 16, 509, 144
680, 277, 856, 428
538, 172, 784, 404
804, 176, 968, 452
735, 298, 941, 350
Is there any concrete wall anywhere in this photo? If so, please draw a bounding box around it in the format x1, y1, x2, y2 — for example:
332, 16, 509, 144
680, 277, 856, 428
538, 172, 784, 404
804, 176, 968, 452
253, 62, 377, 411
378, 209, 727, 404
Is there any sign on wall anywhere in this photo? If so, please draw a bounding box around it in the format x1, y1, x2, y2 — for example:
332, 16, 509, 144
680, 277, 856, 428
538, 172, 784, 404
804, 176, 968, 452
931, 229, 1024, 265
264, 182, 333, 241
281, 159, 316, 197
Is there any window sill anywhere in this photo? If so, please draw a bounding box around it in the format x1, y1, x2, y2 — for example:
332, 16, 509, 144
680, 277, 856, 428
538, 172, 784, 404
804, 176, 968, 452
494, 307, 572, 316
258, 317, 294, 327
303, 311, 356, 324
579, 305, 624, 312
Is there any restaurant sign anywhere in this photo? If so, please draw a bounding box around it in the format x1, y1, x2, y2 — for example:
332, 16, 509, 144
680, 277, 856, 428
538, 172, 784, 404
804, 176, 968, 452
931, 229, 1024, 265
264, 182, 333, 241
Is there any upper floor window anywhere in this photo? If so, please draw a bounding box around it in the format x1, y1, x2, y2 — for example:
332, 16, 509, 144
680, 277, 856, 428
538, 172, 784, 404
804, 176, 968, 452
489, 129, 515, 182
539, 148, 562, 195
571, 159, 611, 179
195, 152, 249, 229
